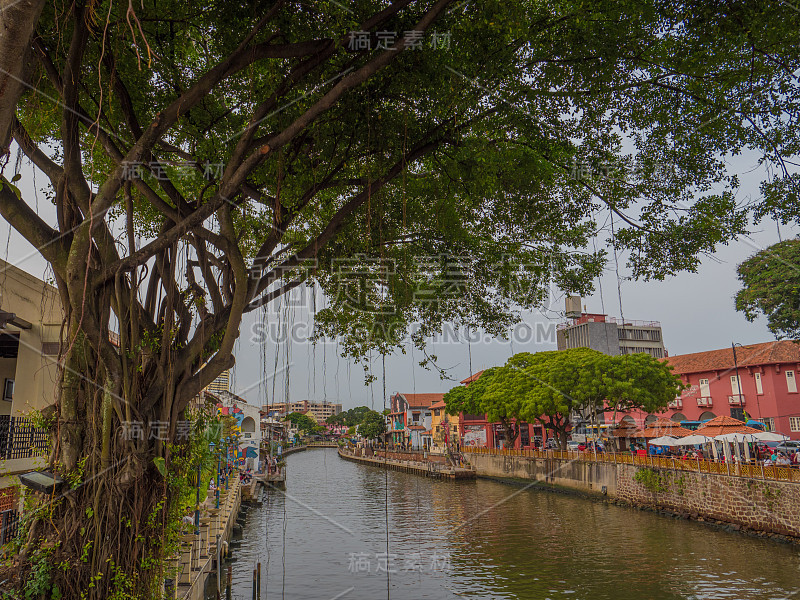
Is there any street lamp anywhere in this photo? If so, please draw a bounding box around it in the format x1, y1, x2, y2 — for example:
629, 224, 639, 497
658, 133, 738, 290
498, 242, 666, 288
224, 436, 231, 491
210, 442, 220, 509
194, 460, 201, 535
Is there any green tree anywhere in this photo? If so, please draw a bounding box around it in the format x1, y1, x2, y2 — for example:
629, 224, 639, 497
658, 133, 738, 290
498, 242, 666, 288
524, 349, 684, 448
447, 350, 683, 449
285, 412, 317, 434
736, 240, 800, 339
327, 406, 372, 427
358, 410, 387, 441
444, 366, 527, 447
2, 1, 799, 595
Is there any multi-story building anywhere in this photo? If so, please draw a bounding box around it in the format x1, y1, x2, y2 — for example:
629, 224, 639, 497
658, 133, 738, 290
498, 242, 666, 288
209, 390, 263, 469
389, 393, 442, 450
206, 369, 230, 395
430, 399, 459, 453
556, 296, 666, 359
188, 367, 232, 411
262, 400, 342, 420
0, 260, 63, 542
610, 341, 800, 437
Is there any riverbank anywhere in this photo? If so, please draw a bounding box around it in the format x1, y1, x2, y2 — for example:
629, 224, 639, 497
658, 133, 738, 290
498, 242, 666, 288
171, 477, 242, 600
338, 448, 476, 479
466, 450, 800, 541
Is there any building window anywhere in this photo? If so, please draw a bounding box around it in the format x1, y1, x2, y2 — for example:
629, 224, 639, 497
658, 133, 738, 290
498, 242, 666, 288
787, 370, 798, 393
790, 417, 800, 432
2, 379, 13, 402
699, 378, 710, 397
762, 418, 775, 432
730, 375, 741, 395
754, 372, 763, 395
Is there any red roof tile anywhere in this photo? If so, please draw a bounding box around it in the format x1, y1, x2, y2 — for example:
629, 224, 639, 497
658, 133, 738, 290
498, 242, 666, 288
408, 425, 426, 430
637, 418, 693, 439
696, 415, 762, 437
429, 400, 446, 410
401, 393, 444, 408
666, 340, 800, 375
460, 370, 485, 385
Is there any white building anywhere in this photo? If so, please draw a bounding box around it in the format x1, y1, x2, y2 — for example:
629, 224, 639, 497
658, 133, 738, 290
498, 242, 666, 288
209, 390, 263, 470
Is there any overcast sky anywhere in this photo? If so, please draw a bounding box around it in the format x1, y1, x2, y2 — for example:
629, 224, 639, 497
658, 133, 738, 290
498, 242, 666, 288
2, 152, 794, 411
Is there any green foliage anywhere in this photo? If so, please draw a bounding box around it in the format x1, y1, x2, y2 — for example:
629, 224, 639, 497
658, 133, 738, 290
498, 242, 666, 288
9, 1, 800, 595
24, 547, 56, 599
634, 468, 670, 494
285, 412, 318, 434
326, 406, 372, 427
445, 349, 684, 446
736, 240, 800, 339
358, 410, 387, 440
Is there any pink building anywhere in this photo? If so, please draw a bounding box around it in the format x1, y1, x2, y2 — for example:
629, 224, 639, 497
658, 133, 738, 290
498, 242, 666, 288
605, 341, 800, 439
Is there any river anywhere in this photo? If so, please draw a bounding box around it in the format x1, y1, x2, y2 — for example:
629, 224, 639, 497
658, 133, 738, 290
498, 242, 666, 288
210, 448, 800, 600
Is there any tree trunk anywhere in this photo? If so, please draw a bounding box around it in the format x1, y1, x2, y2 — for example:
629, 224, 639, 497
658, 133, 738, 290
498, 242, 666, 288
503, 418, 519, 449
0, 0, 46, 151
5, 295, 203, 598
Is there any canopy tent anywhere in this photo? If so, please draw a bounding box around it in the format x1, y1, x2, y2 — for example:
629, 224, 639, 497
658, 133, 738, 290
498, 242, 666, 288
715, 431, 788, 443
649, 435, 679, 446
637, 417, 693, 439
695, 415, 761, 437
752, 431, 790, 442
697, 416, 769, 464
671, 434, 714, 446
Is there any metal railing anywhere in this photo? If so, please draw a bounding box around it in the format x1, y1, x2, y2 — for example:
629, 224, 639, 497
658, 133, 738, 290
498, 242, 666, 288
0, 509, 18, 545
463, 447, 800, 483
0, 416, 49, 460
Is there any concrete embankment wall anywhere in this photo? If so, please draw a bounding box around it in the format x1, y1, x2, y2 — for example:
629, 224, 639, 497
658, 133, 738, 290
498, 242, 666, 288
465, 452, 800, 539
281, 445, 307, 457
465, 452, 618, 496
374, 450, 449, 464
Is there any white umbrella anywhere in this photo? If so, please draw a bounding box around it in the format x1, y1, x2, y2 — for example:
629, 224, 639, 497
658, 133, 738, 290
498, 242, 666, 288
714, 432, 750, 442
649, 435, 679, 446
752, 431, 789, 442
672, 434, 713, 445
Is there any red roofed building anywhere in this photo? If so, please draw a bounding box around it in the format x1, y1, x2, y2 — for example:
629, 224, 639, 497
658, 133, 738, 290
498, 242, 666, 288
456, 370, 539, 450
389, 392, 444, 450
460, 370, 485, 385
604, 340, 800, 439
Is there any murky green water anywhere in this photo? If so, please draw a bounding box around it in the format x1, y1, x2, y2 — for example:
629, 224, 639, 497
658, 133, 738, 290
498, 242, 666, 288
212, 448, 800, 599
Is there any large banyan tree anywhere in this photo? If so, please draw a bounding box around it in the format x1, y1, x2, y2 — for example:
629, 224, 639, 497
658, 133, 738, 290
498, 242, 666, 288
0, 0, 799, 596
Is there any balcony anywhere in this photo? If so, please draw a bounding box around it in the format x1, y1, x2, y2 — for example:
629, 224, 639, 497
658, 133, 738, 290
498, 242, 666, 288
728, 394, 746, 406
696, 397, 713, 407
668, 399, 682, 410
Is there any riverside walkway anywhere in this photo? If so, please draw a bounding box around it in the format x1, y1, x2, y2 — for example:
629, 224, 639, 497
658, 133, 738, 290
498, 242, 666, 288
467, 447, 800, 483
170, 476, 242, 600
338, 448, 476, 479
